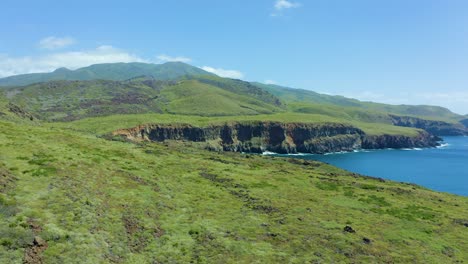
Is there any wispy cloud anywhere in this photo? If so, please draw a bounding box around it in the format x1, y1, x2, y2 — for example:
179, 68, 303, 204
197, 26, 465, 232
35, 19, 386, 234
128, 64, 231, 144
274, 0, 301, 10
271, 0, 301, 17
39, 36, 76, 50
0, 45, 147, 77
156, 54, 192, 63
264, 80, 278, 85
201, 66, 244, 79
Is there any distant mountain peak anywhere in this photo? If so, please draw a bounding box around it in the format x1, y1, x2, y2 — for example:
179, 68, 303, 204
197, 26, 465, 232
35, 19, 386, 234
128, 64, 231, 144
53, 67, 71, 73
0, 62, 214, 87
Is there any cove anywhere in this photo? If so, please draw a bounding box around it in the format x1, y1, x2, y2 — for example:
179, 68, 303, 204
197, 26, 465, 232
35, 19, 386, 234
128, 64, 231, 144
268, 136, 468, 196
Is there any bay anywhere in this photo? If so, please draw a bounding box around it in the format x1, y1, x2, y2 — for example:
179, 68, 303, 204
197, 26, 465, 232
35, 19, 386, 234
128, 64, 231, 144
269, 136, 468, 196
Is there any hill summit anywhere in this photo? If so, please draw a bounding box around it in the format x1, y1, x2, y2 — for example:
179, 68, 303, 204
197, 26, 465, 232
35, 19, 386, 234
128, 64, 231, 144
0, 62, 214, 86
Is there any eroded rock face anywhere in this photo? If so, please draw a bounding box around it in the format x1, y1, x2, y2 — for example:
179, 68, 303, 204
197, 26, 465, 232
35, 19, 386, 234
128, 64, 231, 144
24, 236, 48, 264
362, 133, 440, 149
390, 115, 467, 136
8, 103, 35, 121
113, 122, 440, 154
460, 119, 468, 129
0, 166, 17, 193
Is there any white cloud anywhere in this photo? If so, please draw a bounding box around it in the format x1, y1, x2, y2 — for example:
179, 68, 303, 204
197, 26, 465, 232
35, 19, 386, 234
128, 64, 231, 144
264, 80, 278, 85
274, 0, 301, 10
39, 36, 75, 50
0, 45, 147, 77
271, 0, 301, 17
201, 66, 244, 79
156, 54, 192, 63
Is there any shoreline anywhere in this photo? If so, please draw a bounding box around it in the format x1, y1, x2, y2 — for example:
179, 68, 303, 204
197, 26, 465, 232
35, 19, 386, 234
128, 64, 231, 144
113, 121, 441, 155
266, 136, 467, 197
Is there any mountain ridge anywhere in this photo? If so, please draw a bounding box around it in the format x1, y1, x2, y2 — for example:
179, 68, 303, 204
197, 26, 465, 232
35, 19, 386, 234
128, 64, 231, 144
0, 61, 462, 122
1, 77, 283, 121
254, 82, 463, 121
0, 62, 213, 86
1, 62, 466, 136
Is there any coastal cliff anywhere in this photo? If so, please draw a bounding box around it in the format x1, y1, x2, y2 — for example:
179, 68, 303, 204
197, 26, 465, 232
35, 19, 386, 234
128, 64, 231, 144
390, 115, 467, 136
113, 122, 440, 154
460, 118, 468, 129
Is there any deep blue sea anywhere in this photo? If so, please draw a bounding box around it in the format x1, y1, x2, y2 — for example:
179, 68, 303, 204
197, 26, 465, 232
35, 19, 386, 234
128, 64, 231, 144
269, 136, 468, 196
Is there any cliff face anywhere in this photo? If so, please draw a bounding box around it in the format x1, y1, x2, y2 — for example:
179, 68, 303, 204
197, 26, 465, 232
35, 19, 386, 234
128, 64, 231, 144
362, 133, 440, 149
390, 115, 467, 136
113, 122, 440, 154
460, 119, 468, 129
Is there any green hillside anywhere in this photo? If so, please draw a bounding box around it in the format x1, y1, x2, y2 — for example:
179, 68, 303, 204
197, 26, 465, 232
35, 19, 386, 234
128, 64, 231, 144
0, 93, 37, 124
1, 66, 465, 137
191, 76, 282, 107
160, 80, 281, 116
56, 112, 420, 137
0, 62, 213, 87
2, 80, 164, 121
0, 63, 467, 263
2, 72, 465, 137
0, 62, 461, 124
0, 119, 466, 263
255, 82, 463, 122
2, 78, 283, 121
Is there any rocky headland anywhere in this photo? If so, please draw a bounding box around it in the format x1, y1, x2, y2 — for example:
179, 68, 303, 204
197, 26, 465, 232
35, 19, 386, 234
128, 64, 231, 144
390, 115, 467, 136
113, 122, 441, 154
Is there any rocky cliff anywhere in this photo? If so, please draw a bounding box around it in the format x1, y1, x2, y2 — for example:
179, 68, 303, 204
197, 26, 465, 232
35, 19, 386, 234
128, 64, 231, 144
390, 115, 467, 136
361, 133, 440, 149
460, 118, 468, 129
113, 122, 440, 154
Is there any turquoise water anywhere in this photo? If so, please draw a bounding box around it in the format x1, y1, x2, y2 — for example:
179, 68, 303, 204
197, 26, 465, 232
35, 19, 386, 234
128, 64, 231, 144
272, 136, 468, 196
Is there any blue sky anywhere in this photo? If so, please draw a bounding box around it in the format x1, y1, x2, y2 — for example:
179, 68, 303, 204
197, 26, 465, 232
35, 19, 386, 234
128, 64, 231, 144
1, 0, 468, 114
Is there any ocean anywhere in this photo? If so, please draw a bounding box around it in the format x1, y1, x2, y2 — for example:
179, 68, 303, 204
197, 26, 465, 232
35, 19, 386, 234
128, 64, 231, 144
268, 136, 468, 196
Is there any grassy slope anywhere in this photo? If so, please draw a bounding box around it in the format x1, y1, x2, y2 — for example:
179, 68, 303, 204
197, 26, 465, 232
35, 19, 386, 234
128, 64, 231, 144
0, 93, 8, 114
255, 83, 463, 122
3, 79, 282, 121
53, 112, 421, 136
3, 80, 165, 121
189, 76, 282, 107
161, 80, 281, 116
0, 62, 213, 87
51, 113, 343, 135
0, 94, 37, 124
0, 120, 466, 263
1, 73, 453, 138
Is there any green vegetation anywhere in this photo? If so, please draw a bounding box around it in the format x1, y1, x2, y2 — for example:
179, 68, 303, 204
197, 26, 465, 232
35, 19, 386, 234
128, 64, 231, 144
1, 62, 465, 138
0, 62, 213, 87
0, 119, 466, 263
2, 78, 282, 121
190, 75, 281, 107
53, 112, 420, 136
0, 62, 467, 262
159, 79, 281, 116
255, 82, 463, 122
3, 79, 164, 121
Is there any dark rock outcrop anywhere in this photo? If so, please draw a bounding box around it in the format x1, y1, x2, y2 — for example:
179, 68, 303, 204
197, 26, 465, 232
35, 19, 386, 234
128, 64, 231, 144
460, 118, 468, 129
24, 236, 48, 264
8, 103, 35, 121
362, 133, 440, 149
390, 115, 467, 136
0, 166, 17, 193
113, 121, 440, 154
343, 226, 356, 233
